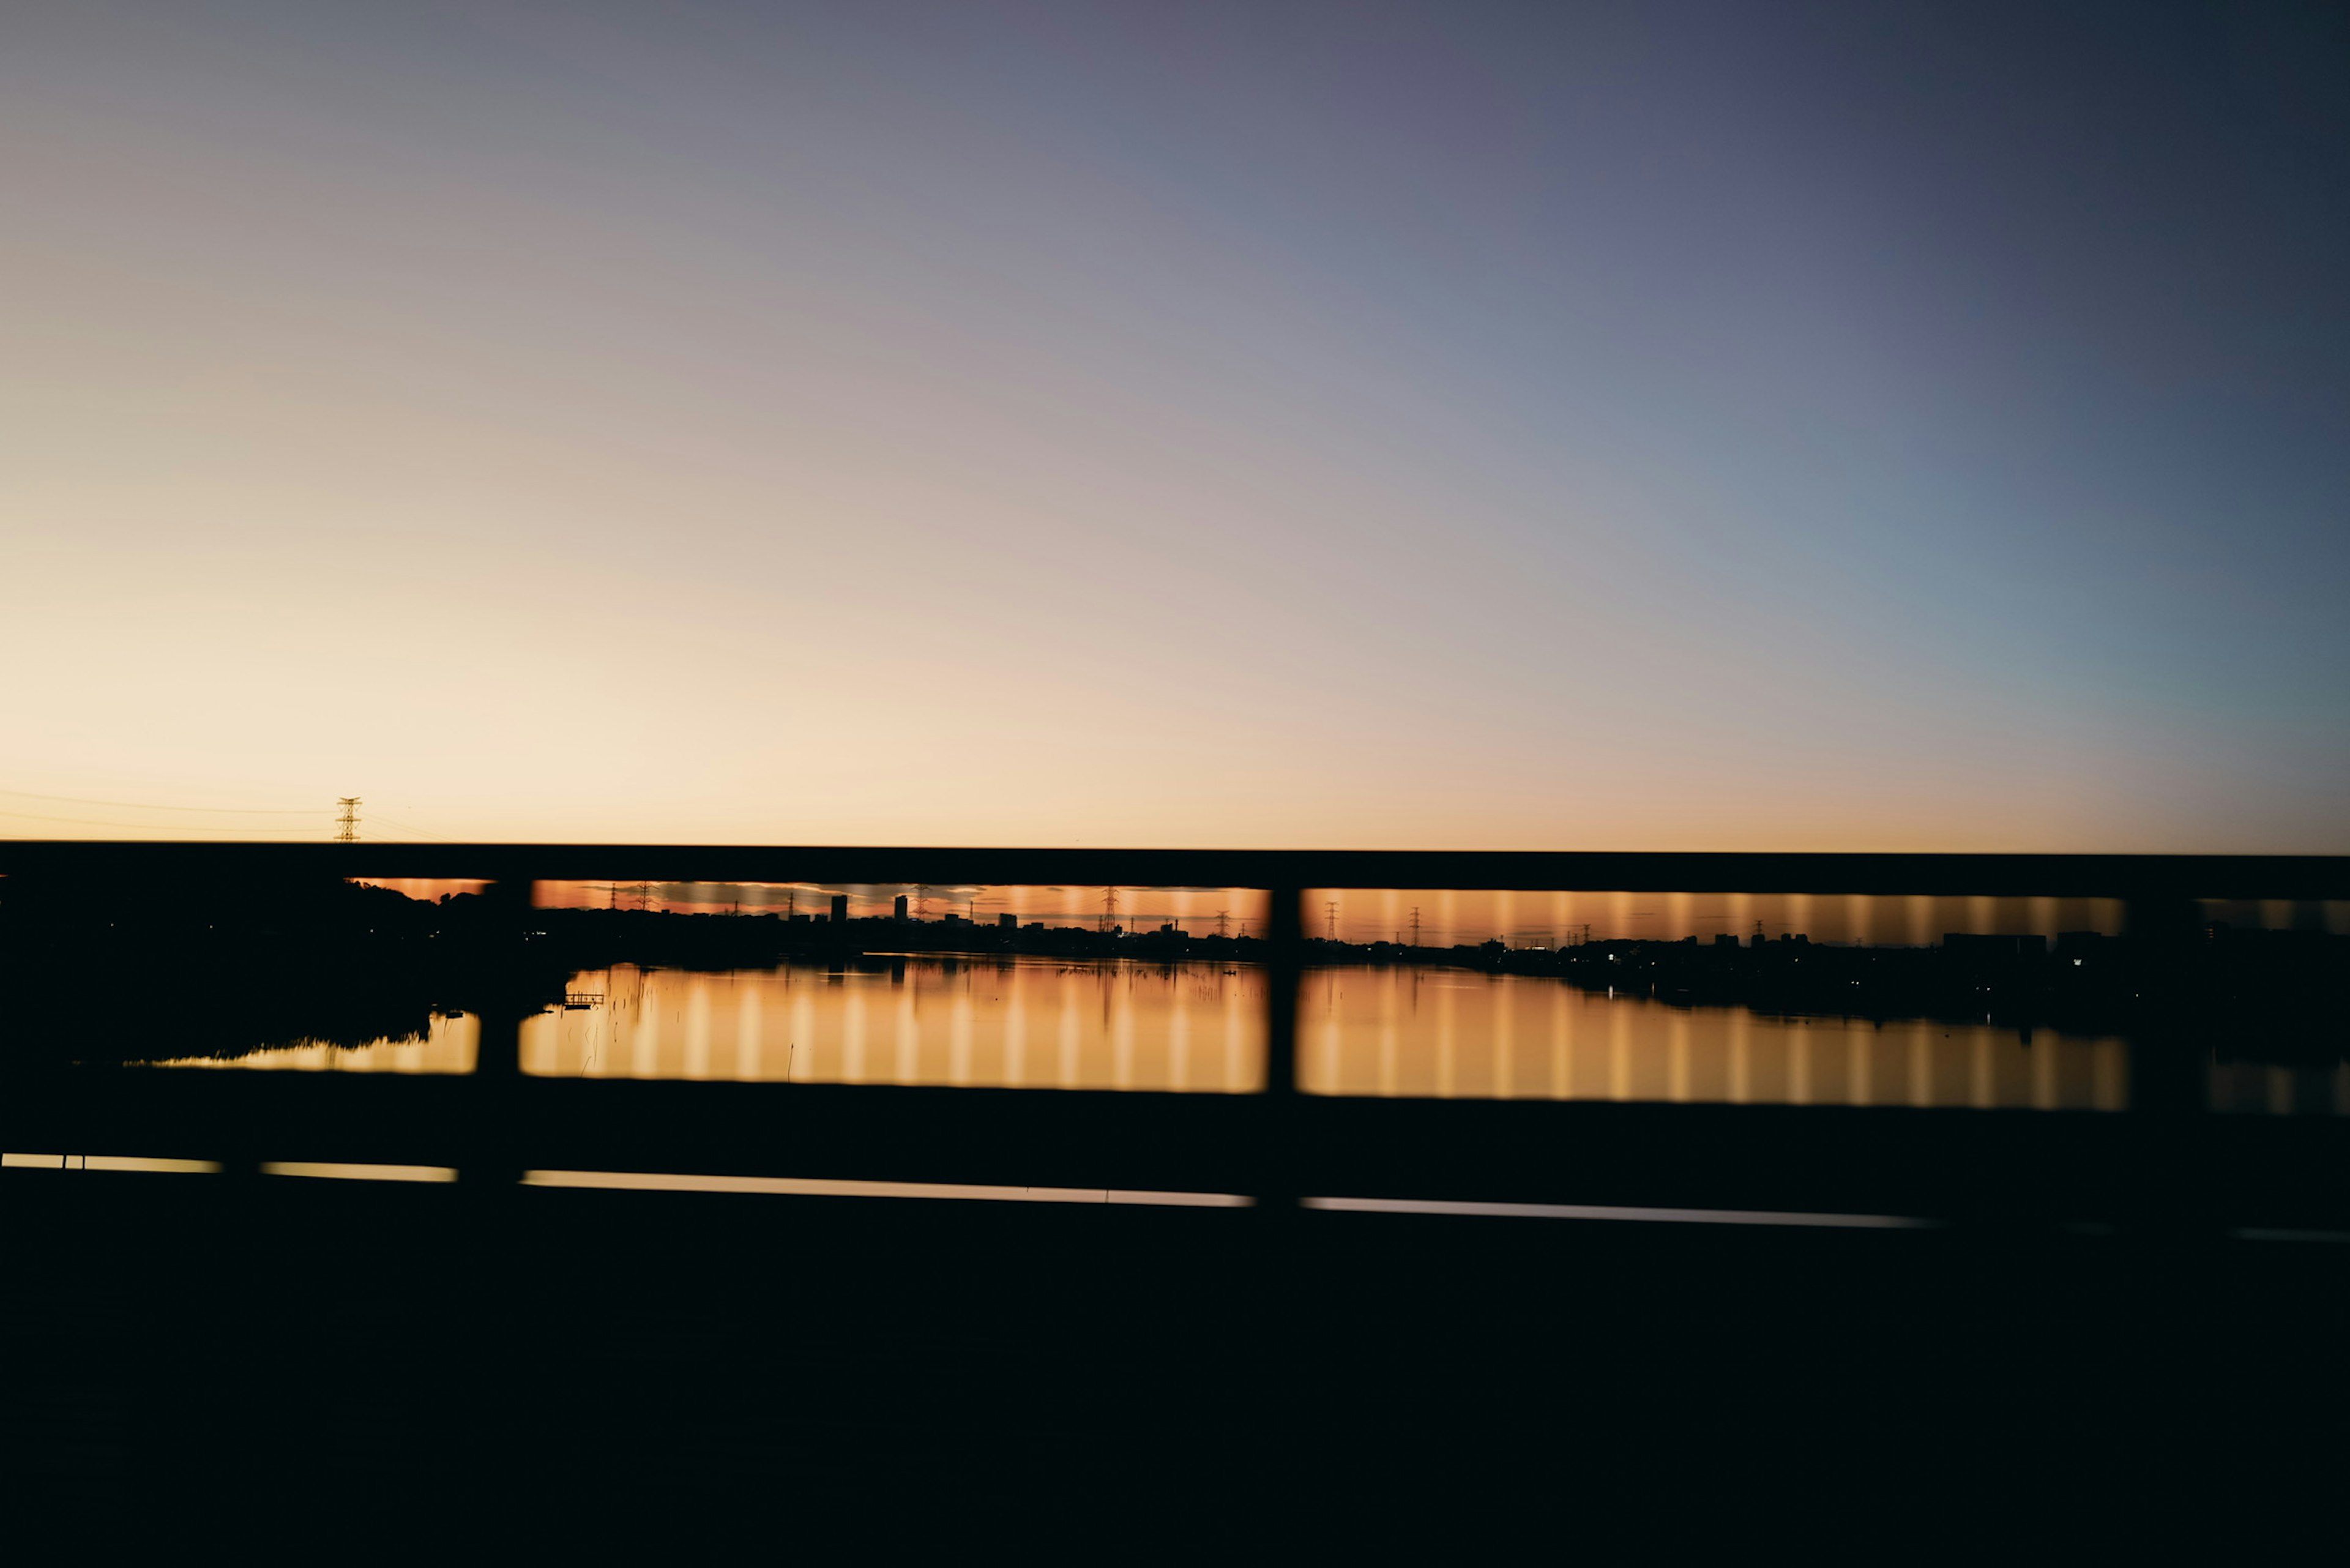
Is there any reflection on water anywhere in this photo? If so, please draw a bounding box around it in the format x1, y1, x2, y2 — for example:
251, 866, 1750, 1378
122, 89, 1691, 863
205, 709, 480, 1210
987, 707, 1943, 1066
2210, 1060, 2350, 1116
1296, 968, 2127, 1110
146, 959, 2350, 1115
506, 959, 2125, 1110
157, 1013, 480, 1073
521, 958, 1267, 1092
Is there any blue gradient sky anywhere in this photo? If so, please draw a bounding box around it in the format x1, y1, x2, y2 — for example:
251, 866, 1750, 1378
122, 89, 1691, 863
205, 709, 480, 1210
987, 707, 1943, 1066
3, 1, 2344, 849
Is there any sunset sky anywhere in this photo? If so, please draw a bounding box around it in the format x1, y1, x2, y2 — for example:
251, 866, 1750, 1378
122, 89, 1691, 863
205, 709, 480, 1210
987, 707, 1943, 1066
4, 1, 2345, 851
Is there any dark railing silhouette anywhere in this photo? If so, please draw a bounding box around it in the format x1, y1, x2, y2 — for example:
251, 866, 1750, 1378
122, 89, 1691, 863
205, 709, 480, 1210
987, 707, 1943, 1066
6, 842, 2349, 1228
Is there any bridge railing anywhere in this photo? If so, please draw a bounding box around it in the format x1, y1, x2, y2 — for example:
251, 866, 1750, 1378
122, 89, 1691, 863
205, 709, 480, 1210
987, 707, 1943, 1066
5, 843, 2348, 1228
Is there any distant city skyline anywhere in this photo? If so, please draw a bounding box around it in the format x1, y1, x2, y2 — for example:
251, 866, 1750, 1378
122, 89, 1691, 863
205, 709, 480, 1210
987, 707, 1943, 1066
362, 876, 2226, 949
4, 2, 2346, 851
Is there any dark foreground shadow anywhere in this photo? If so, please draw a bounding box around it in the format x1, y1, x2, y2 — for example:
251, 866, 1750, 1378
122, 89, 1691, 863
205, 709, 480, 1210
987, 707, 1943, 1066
6, 1171, 2344, 1559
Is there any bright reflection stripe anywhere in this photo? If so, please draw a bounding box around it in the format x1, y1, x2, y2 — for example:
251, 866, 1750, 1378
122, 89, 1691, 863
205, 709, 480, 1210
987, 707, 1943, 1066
261, 1162, 458, 1182
2, 1152, 220, 1173
1304, 1196, 1936, 1228
521, 1170, 1250, 1206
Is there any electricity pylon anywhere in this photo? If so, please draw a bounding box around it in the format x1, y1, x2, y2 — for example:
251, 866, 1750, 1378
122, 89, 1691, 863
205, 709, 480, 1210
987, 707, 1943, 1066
334, 797, 360, 842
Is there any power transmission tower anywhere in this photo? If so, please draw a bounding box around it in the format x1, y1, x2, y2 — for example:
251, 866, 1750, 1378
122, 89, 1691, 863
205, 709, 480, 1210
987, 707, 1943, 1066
1409, 907, 1422, 947
334, 797, 360, 843
1099, 887, 1119, 933
916, 884, 930, 919
1324, 900, 1339, 941
1215, 910, 1229, 938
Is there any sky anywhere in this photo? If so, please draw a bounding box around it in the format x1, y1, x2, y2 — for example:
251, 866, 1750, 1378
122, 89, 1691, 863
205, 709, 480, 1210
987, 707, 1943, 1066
2, 0, 2346, 851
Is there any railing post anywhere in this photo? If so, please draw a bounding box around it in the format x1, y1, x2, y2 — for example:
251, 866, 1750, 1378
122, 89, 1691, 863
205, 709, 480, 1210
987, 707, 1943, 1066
2122, 893, 2211, 1236
1261, 885, 1304, 1208
461, 877, 535, 1188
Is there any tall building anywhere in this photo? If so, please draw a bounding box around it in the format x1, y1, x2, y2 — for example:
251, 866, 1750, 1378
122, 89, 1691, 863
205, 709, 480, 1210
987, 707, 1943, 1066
829, 894, 848, 923
893, 894, 909, 922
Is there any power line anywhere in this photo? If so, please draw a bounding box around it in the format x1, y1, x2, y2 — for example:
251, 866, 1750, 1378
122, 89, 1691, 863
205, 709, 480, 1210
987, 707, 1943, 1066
0, 786, 314, 814
0, 808, 319, 834
364, 812, 460, 843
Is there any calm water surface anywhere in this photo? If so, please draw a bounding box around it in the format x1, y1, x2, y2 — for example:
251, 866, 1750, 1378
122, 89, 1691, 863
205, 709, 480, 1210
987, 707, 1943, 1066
146, 955, 2315, 1113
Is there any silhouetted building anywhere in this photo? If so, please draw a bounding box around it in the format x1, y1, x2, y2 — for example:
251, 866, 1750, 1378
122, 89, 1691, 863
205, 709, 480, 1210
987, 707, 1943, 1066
893, 895, 909, 922
999, 913, 1017, 930
2055, 930, 2108, 960
1715, 933, 1738, 947
829, 894, 848, 924
1943, 933, 2046, 958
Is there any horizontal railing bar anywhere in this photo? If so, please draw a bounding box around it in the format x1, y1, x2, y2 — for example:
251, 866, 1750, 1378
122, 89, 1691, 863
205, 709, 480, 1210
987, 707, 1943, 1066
6, 841, 2350, 898
9, 1070, 2348, 1226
